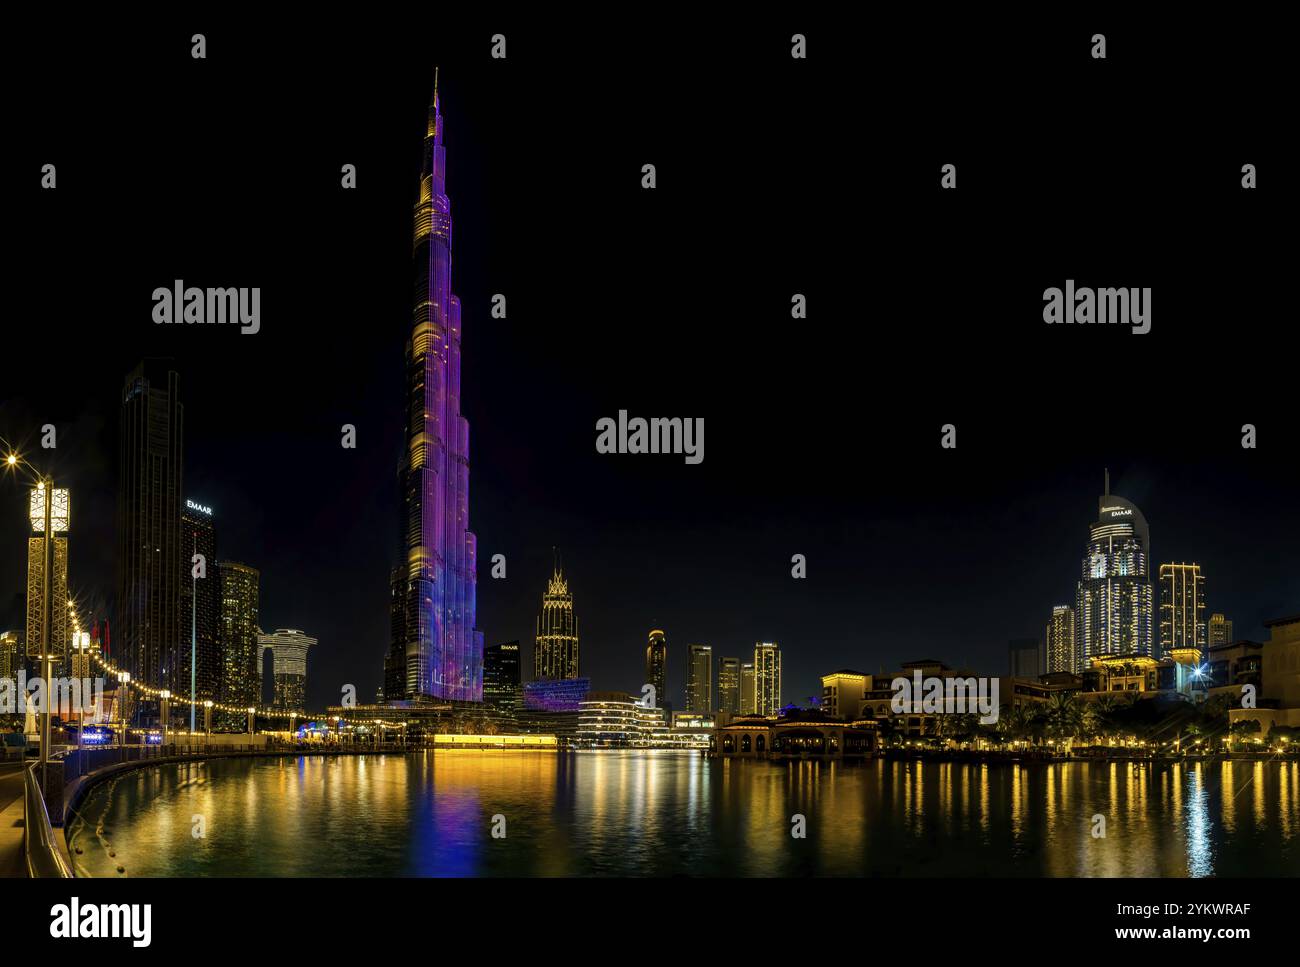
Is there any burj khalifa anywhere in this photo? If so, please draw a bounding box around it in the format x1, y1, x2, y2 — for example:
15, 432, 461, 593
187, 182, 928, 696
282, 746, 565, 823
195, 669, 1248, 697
385, 74, 484, 702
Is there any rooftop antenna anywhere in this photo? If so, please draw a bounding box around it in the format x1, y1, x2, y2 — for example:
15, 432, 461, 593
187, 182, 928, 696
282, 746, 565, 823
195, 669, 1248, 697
1104, 467, 1110, 497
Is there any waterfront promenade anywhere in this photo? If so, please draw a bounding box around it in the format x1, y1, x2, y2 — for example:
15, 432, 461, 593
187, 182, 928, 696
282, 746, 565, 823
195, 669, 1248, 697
0, 763, 24, 877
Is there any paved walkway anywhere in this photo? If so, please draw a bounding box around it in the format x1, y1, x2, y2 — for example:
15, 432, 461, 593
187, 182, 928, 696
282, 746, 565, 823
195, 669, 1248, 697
0, 764, 27, 877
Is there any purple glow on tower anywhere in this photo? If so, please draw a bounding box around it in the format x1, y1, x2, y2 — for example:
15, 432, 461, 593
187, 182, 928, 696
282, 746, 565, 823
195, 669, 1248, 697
396, 74, 483, 701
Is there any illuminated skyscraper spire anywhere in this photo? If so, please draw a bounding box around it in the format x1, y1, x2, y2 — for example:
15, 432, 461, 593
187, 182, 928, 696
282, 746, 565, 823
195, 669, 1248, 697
387, 74, 484, 701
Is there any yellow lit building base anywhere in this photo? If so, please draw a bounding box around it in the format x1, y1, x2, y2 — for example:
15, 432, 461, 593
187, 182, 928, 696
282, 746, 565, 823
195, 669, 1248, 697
431, 733, 557, 749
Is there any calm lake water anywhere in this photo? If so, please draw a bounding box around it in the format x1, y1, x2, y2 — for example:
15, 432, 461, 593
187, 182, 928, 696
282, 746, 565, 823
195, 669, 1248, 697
67, 751, 1300, 877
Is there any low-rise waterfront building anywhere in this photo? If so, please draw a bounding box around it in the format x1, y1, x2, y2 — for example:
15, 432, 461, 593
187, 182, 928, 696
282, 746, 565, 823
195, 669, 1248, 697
714, 709, 877, 760
1205, 639, 1264, 699
1229, 614, 1300, 743
1081, 649, 1204, 701
820, 669, 870, 719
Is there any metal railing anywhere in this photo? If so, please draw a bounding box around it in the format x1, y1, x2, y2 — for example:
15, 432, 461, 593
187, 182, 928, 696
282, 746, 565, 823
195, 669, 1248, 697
23, 761, 71, 878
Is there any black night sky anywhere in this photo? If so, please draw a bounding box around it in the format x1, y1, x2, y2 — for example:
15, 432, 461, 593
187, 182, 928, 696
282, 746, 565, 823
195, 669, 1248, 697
2, 16, 1295, 712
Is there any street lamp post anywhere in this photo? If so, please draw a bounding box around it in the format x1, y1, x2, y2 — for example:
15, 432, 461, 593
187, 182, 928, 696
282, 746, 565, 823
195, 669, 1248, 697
75, 631, 86, 760
39, 477, 53, 797
119, 671, 130, 761
5, 452, 66, 801
204, 700, 213, 746
190, 531, 197, 734
160, 690, 171, 750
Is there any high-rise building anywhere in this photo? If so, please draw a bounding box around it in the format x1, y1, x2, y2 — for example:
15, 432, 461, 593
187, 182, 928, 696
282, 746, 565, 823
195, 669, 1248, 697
754, 642, 782, 717
118, 360, 184, 695
26, 483, 70, 675
1159, 563, 1206, 657
717, 656, 740, 714
1074, 474, 1153, 672
739, 661, 756, 714
260, 629, 316, 713
388, 76, 483, 702
383, 566, 406, 703
1008, 638, 1041, 678
1208, 612, 1234, 648
484, 640, 522, 706
645, 630, 668, 710
685, 643, 712, 713
0, 630, 20, 682
535, 564, 579, 680
179, 500, 219, 704
217, 561, 260, 724
1046, 605, 1076, 674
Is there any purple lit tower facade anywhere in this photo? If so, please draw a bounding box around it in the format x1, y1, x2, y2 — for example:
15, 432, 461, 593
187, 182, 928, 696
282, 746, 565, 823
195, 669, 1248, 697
386, 75, 484, 702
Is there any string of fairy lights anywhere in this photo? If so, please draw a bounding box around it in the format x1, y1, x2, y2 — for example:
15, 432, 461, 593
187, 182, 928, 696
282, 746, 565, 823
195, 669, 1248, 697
66, 598, 392, 731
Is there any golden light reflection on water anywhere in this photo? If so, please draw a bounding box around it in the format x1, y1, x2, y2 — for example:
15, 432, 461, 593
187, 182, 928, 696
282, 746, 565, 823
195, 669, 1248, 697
67, 753, 1300, 877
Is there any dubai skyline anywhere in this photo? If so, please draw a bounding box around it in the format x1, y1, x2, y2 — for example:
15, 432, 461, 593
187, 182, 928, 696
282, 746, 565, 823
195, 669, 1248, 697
5, 37, 1295, 715
0, 26, 1296, 956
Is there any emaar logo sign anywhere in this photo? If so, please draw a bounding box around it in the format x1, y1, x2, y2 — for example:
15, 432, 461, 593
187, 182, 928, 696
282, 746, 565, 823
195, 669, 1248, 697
186, 499, 213, 516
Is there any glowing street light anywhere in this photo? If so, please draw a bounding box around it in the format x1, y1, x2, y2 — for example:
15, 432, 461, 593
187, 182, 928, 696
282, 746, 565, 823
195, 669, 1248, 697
160, 690, 171, 748
3, 447, 64, 797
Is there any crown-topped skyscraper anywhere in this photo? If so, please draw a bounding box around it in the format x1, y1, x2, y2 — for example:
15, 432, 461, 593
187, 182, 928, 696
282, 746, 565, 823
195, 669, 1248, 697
386, 73, 484, 702
535, 554, 579, 681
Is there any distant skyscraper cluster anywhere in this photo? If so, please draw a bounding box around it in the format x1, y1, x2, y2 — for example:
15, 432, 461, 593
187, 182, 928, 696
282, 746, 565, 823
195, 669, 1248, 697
111, 360, 311, 726
1035, 473, 1232, 679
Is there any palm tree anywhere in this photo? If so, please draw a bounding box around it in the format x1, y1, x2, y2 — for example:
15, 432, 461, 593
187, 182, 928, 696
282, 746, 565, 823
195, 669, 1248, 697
1228, 719, 1259, 751
998, 703, 1031, 746
1044, 692, 1083, 751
